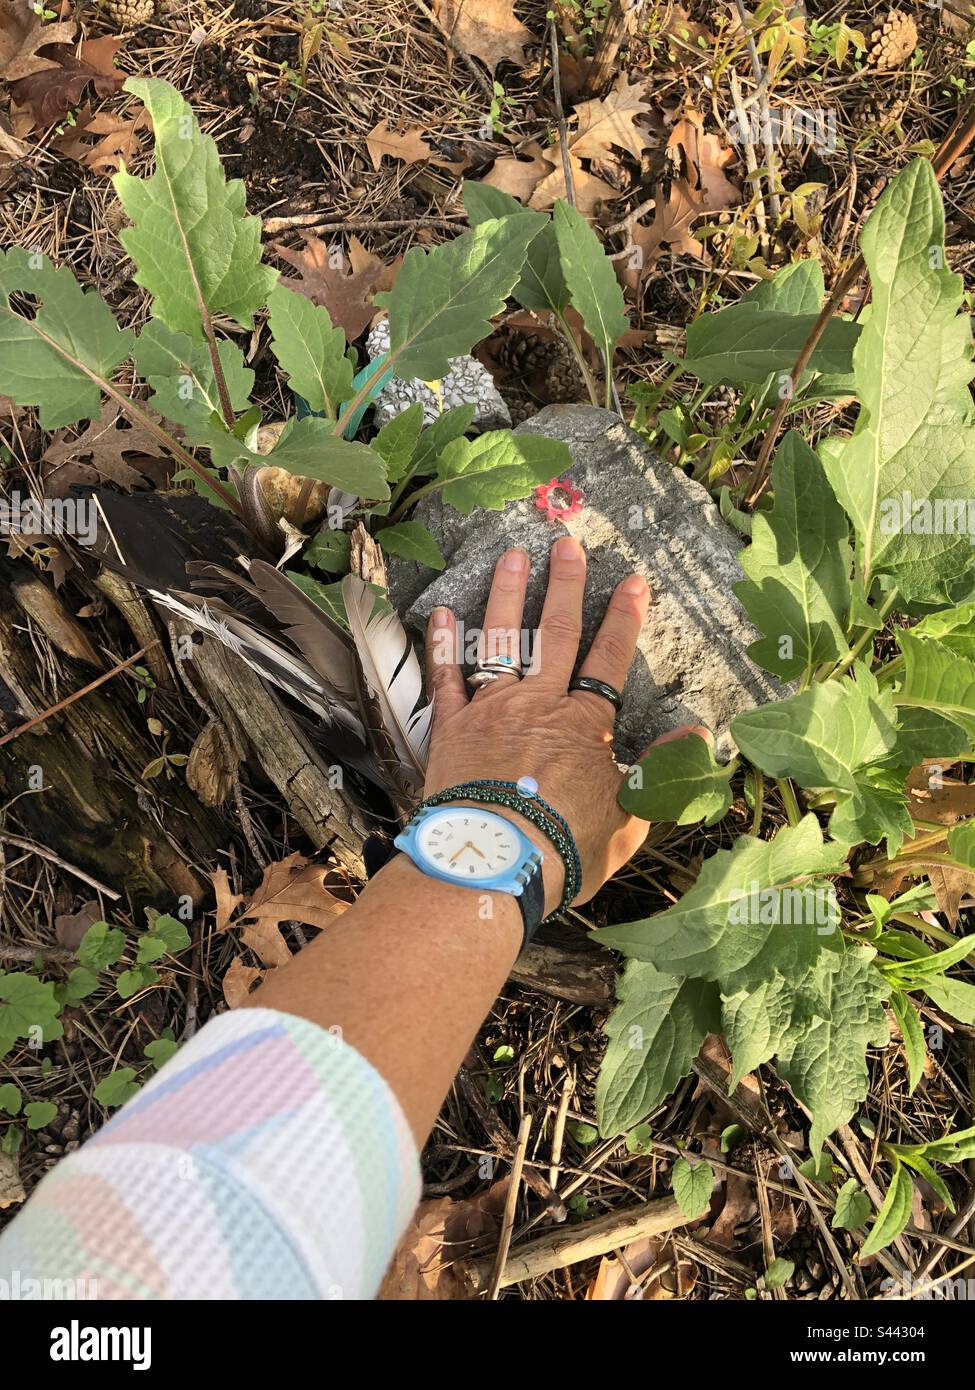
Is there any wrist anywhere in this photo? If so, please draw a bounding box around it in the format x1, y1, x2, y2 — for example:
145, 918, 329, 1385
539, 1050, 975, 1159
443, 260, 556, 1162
372, 850, 525, 952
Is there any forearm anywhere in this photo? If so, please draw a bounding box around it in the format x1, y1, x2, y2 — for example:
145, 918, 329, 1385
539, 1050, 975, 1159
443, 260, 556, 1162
246, 851, 528, 1145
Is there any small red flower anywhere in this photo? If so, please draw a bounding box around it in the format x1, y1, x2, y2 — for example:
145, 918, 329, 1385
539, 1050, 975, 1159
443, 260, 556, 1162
534, 476, 585, 523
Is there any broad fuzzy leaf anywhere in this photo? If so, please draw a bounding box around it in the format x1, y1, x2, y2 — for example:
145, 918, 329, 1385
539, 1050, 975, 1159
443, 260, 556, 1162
735, 432, 851, 682
372, 401, 425, 483
553, 200, 629, 378
890, 991, 926, 1093
409, 404, 477, 480
134, 318, 253, 445
833, 1178, 871, 1231
819, 159, 975, 604
619, 733, 736, 826
266, 282, 353, 417
671, 1157, 714, 1219
115, 78, 277, 336
595, 961, 720, 1135
378, 522, 445, 570
376, 213, 542, 381
776, 947, 889, 1155
894, 633, 975, 741
462, 182, 569, 316
434, 430, 570, 513
922, 974, 975, 1024
681, 304, 859, 384
0, 249, 135, 428
593, 815, 846, 984
911, 600, 975, 661
209, 417, 390, 498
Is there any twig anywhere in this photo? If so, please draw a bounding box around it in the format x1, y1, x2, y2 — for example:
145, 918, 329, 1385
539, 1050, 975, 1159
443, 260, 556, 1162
488, 1113, 532, 1299
0, 640, 162, 749
548, 15, 576, 209
0, 939, 75, 963
263, 213, 465, 236
728, 70, 768, 253
0, 834, 120, 900
548, 1071, 574, 1192
911, 1189, 975, 1288
733, 0, 780, 221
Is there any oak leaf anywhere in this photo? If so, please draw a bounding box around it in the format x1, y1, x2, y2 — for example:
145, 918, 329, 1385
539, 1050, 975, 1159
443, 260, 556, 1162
237, 851, 348, 935
379, 1179, 509, 1299
483, 142, 555, 202
9, 36, 125, 126
620, 181, 710, 292
222, 957, 265, 1008
272, 235, 383, 340
211, 867, 245, 933
434, 0, 534, 71
0, 4, 75, 82
528, 150, 617, 216
667, 108, 739, 211
41, 401, 170, 496
571, 76, 656, 163
54, 104, 151, 176
365, 120, 432, 170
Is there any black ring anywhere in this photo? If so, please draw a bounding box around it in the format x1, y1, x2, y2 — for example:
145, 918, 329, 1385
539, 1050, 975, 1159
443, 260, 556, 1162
569, 676, 623, 712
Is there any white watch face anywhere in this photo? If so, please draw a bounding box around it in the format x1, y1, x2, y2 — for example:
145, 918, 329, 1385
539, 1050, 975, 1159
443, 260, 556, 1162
416, 810, 520, 880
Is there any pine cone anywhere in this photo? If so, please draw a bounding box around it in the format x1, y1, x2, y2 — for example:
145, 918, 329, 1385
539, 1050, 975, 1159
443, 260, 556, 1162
543, 338, 586, 404
854, 92, 908, 130
103, 0, 155, 27
867, 9, 917, 69
496, 330, 552, 376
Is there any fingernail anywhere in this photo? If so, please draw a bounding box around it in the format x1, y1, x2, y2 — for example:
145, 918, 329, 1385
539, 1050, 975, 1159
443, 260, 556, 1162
502, 548, 528, 572
553, 536, 583, 562
622, 574, 647, 595
431, 607, 452, 628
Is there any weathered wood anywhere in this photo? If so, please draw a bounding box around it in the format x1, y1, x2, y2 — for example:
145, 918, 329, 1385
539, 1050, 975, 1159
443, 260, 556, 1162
511, 923, 616, 1007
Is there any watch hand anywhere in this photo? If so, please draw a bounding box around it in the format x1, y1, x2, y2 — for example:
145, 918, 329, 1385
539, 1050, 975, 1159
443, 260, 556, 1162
469, 844, 486, 860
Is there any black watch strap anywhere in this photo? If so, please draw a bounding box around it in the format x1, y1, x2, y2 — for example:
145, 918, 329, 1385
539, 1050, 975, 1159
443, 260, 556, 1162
517, 861, 546, 948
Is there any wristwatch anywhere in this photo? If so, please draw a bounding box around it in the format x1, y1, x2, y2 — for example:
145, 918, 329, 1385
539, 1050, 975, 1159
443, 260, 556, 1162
394, 804, 546, 943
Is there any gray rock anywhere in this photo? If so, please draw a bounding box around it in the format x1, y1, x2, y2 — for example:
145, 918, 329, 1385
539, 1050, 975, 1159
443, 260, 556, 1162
387, 405, 789, 762
366, 320, 511, 431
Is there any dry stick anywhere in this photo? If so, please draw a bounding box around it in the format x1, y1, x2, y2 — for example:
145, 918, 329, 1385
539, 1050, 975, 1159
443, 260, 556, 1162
0, 640, 162, 750
462, 1195, 686, 1293
262, 213, 465, 235
0, 833, 120, 900
742, 96, 975, 507
728, 71, 769, 254
584, 0, 644, 96
487, 1113, 532, 1300
548, 1071, 574, 1192
548, 16, 576, 209
733, 0, 780, 221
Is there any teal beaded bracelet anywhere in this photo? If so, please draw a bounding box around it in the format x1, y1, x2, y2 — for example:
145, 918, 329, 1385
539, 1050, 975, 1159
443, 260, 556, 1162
415, 779, 581, 918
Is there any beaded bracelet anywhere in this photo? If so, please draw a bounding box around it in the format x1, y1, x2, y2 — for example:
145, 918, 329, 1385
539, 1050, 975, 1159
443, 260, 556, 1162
414, 779, 581, 918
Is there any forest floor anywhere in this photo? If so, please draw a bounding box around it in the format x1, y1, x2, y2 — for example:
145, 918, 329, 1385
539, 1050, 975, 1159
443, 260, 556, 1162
2, 0, 975, 1300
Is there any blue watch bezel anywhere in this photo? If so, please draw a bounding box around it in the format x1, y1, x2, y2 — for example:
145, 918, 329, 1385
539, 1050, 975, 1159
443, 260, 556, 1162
394, 804, 543, 897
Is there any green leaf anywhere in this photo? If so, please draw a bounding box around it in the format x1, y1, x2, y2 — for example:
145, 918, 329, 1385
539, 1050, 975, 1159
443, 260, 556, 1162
94, 1067, 142, 1109
619, 733, 736, 826
819, 159, 975, 605
681, 304, 859, 384
134, 318, 253, 445
775, 948, 890, 1156
568, 1121, 599, 1147
372, 401, 425, 483
304, 526, 351, 574
735, 432, 851, 682
116, 964, 159, 1000
210, 416, 390, 499
947, 820, 975, 868
907, 1124, 975, 1163
462, 183, 569, 316
115, 78, 277, 336
912, 600, 975, 661
763, 1257, 795, 1291
894, 932, 975, 976
922, 973, 975, 1024
593, 816, 847, 984
378, 521, 445, 570
266, 282, 353, 417
833, 1178, 872, 1231
720, 1124, 746, 1153
860, 1162, 913, 1257
894, 633, 975, 742
897, 1151, 954, 1211
0, 972, 62, 1043
284, 569, 352, 629
409, 404, 477, 480
77, 921, 126, 972
376, 213, 542, 381
671, 1156, 714, 1219
625, 1123, 654, 1155
890, 991, 926, 1093
24, 1101, 57, 1131
553, 200, 628, 379
0, 249, 136, 428
0, 1083, 22, 1115
144, 1038, 179, 1069
434, 430, 570, 513
139, 914, 191, 962
595, 962, 720, 1135
798, 1153, 835, 1183
61, 966, 100, 1003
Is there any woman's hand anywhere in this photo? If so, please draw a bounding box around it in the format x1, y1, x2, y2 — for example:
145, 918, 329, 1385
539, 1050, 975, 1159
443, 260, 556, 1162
423, 536, 655, 916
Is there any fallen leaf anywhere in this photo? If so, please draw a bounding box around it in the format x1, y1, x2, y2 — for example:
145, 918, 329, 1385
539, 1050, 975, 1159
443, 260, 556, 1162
272, 235, 384, 340
237, 851, 348, 934
483, 142, 555, 202
667, 108, 739, 211
587, 1236, 697, 1299
222, 957, 265, 1008
54, 104, 151, 176
707, 1169, 756, 1249
434, 0, 534, 71
571, 76, 656, 163
211, 867, 245, 933
186, 724, 238, 807
9, 41, 126, 127
55, 900, 103, 951
661, 3, 712, 51
41, 401, 170, 497
379, 1179, 509, 1299
0, 4, 75, 82
906, 767, 975, 824
927, 866, 974, 928
0, 1150, 25, 1210
528, 149, 617, 216
620, 180, 710, 292
365, 119, 432, 170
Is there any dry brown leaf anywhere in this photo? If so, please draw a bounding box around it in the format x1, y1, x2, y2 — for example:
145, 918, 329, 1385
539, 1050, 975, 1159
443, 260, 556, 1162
661, 3, 712, 51
707, 1170, 757, 1250
587, 1236, 696, 1300
186, 724, 238, 807
906, 766, 975, 824
54, 899, 103, 951
210, 867, 245, 934
528, 150, 617, 216
379, 1179, 509, 1299
237, 851, 348, 935
9, 37, 125, 127
222, 957, 265, 1008
621, 181, 710, 291
0, 4, 75, 82
54, 104, 151, 176
667, 108, 739, 211
41, 401, 169, 497
365, 119, 432, 170
0, 1150, 25, 1210
927, 866, 975, 928
483, 143, 555, 202
571, 76, 656, 163
435, 0, 534, 72
273, 235, 383, 340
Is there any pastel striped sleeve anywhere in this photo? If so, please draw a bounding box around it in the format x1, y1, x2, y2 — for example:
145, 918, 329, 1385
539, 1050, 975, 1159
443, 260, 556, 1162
0, 1008, 420, 1300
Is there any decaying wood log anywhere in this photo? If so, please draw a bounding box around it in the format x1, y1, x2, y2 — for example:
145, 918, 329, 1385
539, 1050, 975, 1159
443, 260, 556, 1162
512, 923, 616, 1007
